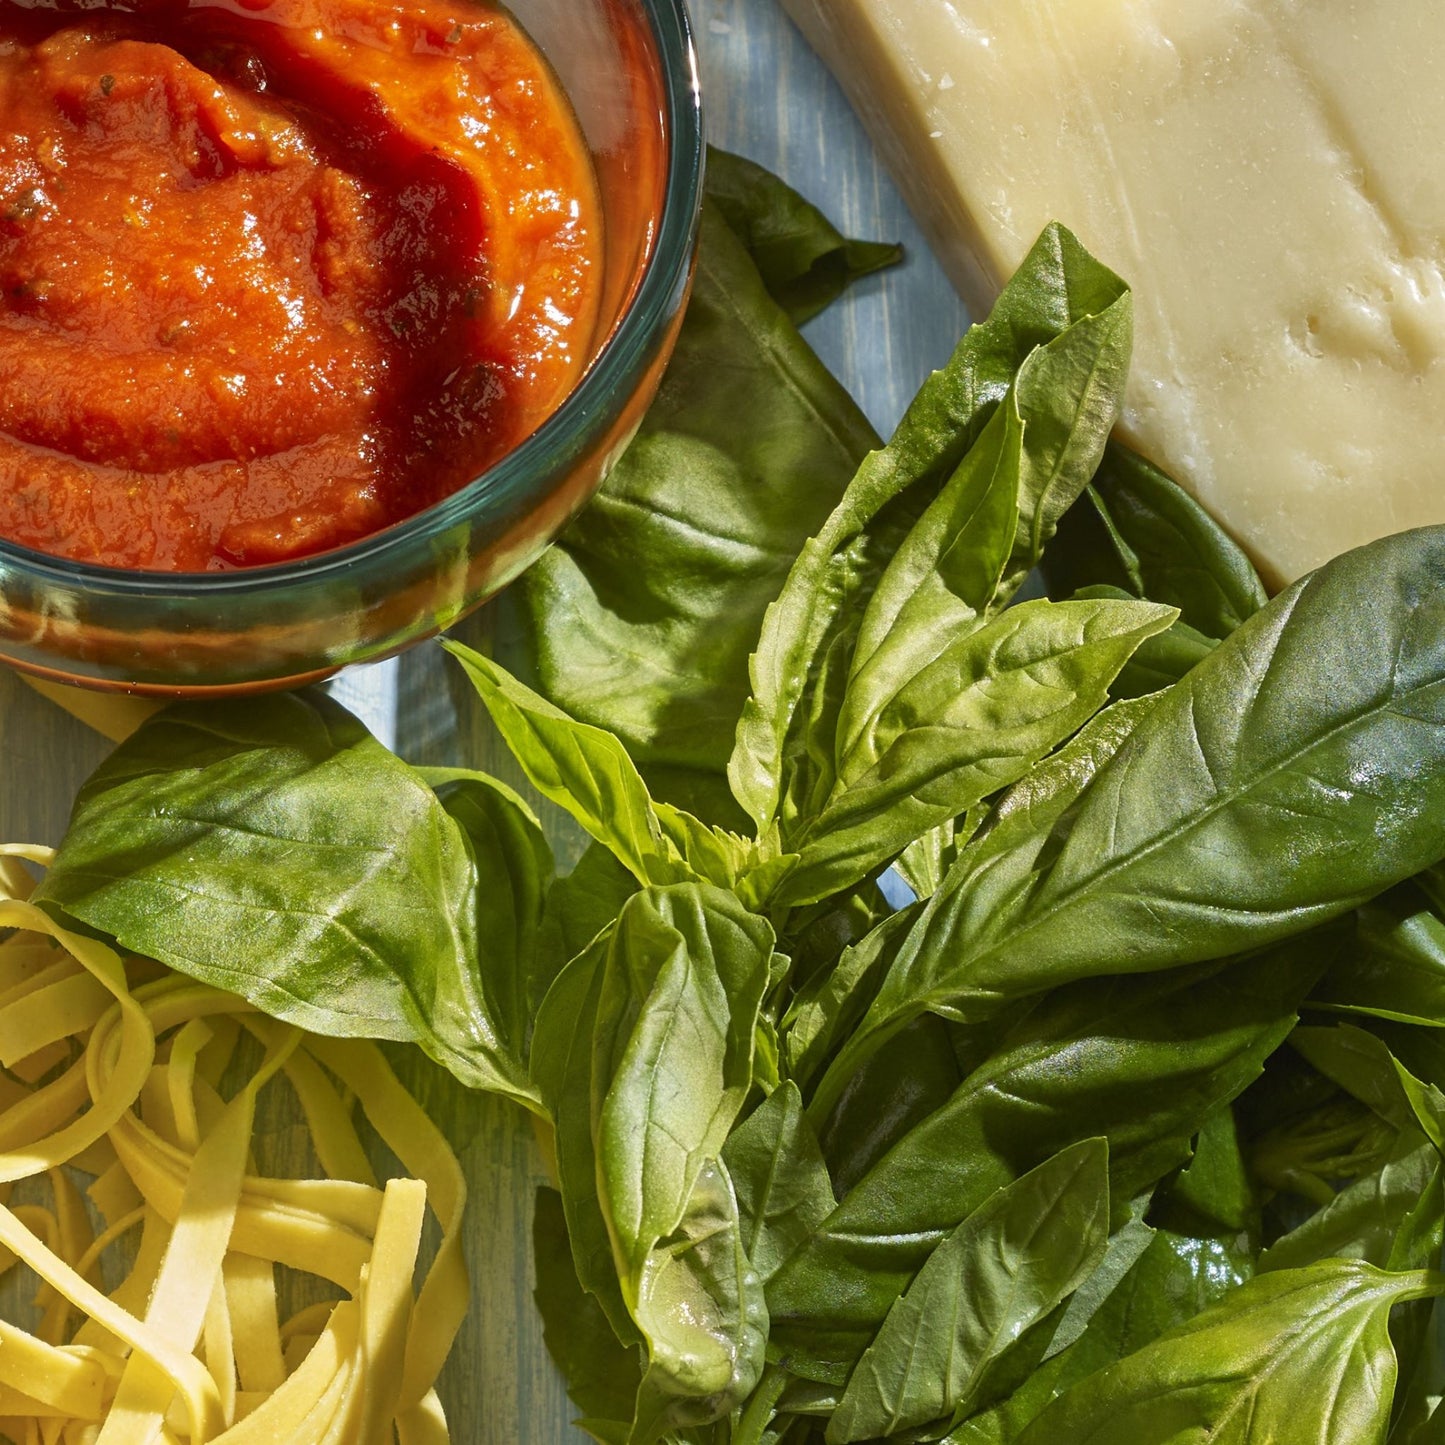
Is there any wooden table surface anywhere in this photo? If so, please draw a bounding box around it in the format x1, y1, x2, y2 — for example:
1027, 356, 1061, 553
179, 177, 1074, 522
0, 1, 973, 1437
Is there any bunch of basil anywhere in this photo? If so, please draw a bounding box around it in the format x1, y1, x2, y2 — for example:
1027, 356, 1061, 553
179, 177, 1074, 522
37, 155, 1445, 1444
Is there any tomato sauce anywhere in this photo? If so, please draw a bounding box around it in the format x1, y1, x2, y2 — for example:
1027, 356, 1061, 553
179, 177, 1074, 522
0, 0, 602, 570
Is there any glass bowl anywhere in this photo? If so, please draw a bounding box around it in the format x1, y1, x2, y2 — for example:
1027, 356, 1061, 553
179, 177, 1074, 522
0, 0, 703, 695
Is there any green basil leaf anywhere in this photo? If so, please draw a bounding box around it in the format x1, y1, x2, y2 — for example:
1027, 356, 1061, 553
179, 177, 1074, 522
593, 884, 776, 1283
1248, 1089, 1396, 1216
559, 883, 774, 1438
811, 694, 1159, 1116
771, 938, 1321, 1383
1038, 1192, 1156, 1363
842, 260, 1133, 728
531, 939, 639, 1343
832, 388, 1026, 773
817, 1013, 966, 1201
37, 694, 535, 1104
1044, 442, 1268, 641
778, 596, 1175, 908
827, 1139, 1110, 1444
730, 224, 1130, 836
705, 148, 902, 325
421, 767, 554, 1063
830, 526, 1445, 1092
1109, 618, 1218, 698
730, 1365, 792, 1445
1292, 1023, 1445, 1157
782, 875, 896, 1000
1314, 886, 1445, 1029
514, 192, 879, 827
1067, 584, 1218, 698
1158, 1104, 1257, 1241
994, 288, 1135, 602
948, 1223, 1253, 1445
533, 1187, 644, 1441
721, 1081, 837, 1286
782, 904, 921, 1094
1013, 1262, 1445, 1445
535, 841, 640, 1001
1389, 1288, 1445, 1445
632, 1157, 768, 1445
895, 808, 982, 903
1259, 1130, 1443, 1274
445, 641, 749, 892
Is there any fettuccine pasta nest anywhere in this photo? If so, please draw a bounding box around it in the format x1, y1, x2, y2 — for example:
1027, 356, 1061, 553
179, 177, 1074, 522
0, 844, 469, 1444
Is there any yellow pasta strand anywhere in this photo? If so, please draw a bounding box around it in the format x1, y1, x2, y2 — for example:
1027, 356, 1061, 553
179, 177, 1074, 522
0, 903, 155, 1186
0, 850, 466, 1442
0, 1322, 108, 1416
308, 1039, 470, 1414
220, 1256, 284, 1398
356, 1179, 428, 1445
0, 1202, 224, 1440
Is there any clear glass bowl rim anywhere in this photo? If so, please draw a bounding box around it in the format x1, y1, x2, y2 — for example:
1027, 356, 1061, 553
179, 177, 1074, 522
0, 0, 704, 601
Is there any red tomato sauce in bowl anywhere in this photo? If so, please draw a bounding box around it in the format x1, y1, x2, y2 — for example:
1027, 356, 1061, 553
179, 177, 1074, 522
0, 0, 602, 571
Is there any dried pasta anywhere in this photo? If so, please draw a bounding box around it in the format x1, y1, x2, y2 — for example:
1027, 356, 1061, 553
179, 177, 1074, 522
0, 844, 469, 1444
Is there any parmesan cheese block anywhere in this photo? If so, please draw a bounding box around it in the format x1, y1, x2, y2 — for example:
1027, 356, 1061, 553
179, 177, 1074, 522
782, 0, 1445, 585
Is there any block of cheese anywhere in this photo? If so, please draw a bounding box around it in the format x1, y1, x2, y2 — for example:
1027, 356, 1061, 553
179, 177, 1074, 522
781, 0, 1445, 585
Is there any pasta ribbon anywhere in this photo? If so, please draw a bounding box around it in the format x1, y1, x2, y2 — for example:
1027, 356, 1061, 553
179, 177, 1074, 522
0, 853, 471, 1442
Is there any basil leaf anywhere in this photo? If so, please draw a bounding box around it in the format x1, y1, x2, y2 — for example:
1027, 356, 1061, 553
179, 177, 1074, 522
1248, 1091, 1396, 1218
705, 148, 902, 325
515, 190, 879, 827
827, 1139, 1110, 1444
1039, 1192, 1156, 1363
895, 809, 980, 903
631, 1158, 768, 1444
817, 1013, 967, 1201
531, 938, 638, 1342
949, 1224, 1254, 1445
1067, 583, 1218, 699
1043, 442, 1268, 641
778, 595, 1175, 907
535, 841, 640, 1000
535, 882, 774, 1430
1259, 1130, 1443, 1274
832, 387, 1027, 776
592, 885, 775, 1285
37, 694, 536, 1105
782, 904, 921, 1093
730, 224, 1130, 836
721, 1082, 837, 1286
771, 938, 1321, 1383
783, 875, 896, 998
1291, 1024, 1445, 1157
533, 1187, 643, 1442
731, 1365, 792, 1445
422, 767, 554, 1062
446, 641, 754, 892
1013, 1262, 1445, 1445
1110, 618, 1218, 698
1390, 1283, 1445, 1445
1314, 886, 1445, 1029
843, 257, 1133, 721
811, 694, 1159, 1115
1166, 1105, 1256, 1233
832, 526, 1445, 1090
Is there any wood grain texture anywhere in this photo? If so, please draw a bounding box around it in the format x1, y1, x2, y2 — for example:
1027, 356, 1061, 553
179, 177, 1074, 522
0, 2, 972, 1438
